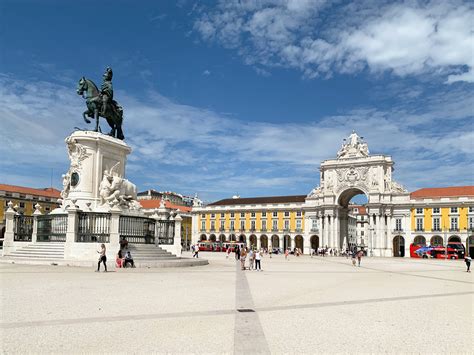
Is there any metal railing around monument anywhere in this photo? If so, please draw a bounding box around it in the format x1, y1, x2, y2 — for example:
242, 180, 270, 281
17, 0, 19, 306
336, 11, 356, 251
119, 216, 156, 244
37, 214, 67, 242
13, 215, 34, 242
156, 220, 175, 245
77, 212, 111, 243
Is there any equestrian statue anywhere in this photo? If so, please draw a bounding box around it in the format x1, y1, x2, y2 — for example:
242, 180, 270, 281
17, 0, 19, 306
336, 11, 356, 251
76, 67, 125, 140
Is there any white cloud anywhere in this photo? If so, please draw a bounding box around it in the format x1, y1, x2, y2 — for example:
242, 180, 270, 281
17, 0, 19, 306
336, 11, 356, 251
194, 0, 474, 83
0, 75, 472, 201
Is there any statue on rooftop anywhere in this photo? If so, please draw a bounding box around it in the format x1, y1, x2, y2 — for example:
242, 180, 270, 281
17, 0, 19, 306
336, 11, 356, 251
76, 67, 125, 140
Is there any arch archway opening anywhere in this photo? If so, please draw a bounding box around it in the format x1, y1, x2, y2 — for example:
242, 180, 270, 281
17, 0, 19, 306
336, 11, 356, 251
413, 235, 426, 246
219, 234, 226, 243
393, 235, 405, 257
271, 235, 279, 250
467, 235, 474, 257
249, 235, 257, 248
200, 234, 207, 241
260, 235, 268, 249
310, 235, 319, 250
209, 234, 216, 242
295, 235, 304, 254
338, 188, 368, 251
430, 235, 443, 247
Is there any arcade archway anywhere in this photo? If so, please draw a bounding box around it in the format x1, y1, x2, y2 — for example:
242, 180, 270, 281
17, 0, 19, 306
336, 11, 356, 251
260, 235, 268, 249
271, 235, 279, 249
200, 234, 207, 241
393, 235, 405, 257
430, 235, 443, 246
249, 235, 257, 248
295, 235, 304, 253
413, 235, 426, 246
467, 235, 474, 257
310, 235, 319, 250
209, 234, 216, 242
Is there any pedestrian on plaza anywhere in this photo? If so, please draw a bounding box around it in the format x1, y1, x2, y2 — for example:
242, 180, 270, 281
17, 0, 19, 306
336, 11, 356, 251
285, 248, 289, 260
240, 247, 247, 270
269, 248, 272, 258
226, 247, 231, 259
191, 244, 195, 257
194, 244, 199, 258
345, 248, 349, 259
465, 255, 471, 272
248, 249, 254, 270
255, 249, 262, 271
115, 249, 124, 268
235, 245, 240, 260
357, 250, 363, 267
96, 243, 107, 272
351, 251, 356, 267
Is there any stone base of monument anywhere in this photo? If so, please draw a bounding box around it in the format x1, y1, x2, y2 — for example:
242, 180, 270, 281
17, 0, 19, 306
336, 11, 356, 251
1, 131, 205, 268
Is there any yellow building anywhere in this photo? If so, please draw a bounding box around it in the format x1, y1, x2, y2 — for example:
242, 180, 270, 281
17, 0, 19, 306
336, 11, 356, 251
0, 183, 61, 238
193, 195, 307, 251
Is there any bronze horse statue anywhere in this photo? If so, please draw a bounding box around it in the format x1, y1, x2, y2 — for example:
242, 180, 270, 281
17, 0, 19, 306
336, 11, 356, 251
76, 77, 125, 140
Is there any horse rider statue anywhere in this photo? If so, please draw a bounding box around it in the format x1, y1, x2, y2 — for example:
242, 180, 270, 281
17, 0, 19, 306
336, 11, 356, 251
77, 66, 125, 140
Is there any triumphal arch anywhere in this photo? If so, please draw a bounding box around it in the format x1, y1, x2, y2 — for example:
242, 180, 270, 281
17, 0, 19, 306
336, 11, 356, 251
304, 131, 410, 256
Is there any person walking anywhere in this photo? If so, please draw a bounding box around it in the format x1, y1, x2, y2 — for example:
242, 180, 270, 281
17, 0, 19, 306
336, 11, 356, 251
285, 248, 289, 260
255, 249, 262, 271
357, 250, 363, 267
351, 251, 357, 267
465, 255, 471, 272
194, 244, 199, 258
235, 245, 240, 260
226, 247, 231, 259
96, 243, 107, 272
248, 249, 254, 270
240, 247, 247, 270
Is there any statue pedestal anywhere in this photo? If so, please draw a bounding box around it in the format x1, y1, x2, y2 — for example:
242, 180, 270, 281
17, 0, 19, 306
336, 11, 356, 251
60, 131, 132, 211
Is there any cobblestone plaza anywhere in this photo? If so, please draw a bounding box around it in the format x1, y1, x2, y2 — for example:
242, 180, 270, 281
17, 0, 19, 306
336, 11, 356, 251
1, 253, 472, 354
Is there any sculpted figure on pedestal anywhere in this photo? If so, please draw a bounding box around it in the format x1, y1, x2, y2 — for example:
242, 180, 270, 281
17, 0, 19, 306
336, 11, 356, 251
98, 162, 140, 210
76, 67, 125, 140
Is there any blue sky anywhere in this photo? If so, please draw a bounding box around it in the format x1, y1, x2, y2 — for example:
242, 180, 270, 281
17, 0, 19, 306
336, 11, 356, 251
0, 0, 473, 203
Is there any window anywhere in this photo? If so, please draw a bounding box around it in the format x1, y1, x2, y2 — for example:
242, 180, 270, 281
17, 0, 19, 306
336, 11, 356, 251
240, 212, 245, 218
261, 220, 267, 230
432, 207, 440, 214
272, 220, 278, 230
450, 207, 458, 214
220, 220, 225, 230
433, 218, 440, 231
230, 221, 235, 230
201, 214, 205, 218
32, 196, 38, 200
353, 208, 359, 213
240, 220, 245, 230
284, 220, 290, 230
312, 219, 318, 229
44, 207, 50, 212
211, 214, 215, 218
273, 211, 278, 217
395, 218, 402, 231
19, 202, 25, 208
230, 212, 234, 218
360, 216, 365, 221
469, 217, 474, 230
251, 221, 256, 230
296, 211, 302, 217
201, 221, 205, 230
19, 194, 25, 199
416, 208, 423, 214
5, 192, 12, 197
469, 206, 474, 213
416, 218, 423, 231
262, 211, 267, 217
284, 211, 290, 217
361, 231, 364, 236
251, 212, 256, 218
450, 217, 458, 230
220, 213, 224, 217
296, 219, 302, 230
211, 221, 215, 230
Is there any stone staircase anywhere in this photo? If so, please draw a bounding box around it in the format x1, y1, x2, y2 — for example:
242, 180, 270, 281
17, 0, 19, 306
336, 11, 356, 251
126, 244, 178, 262
4, 242, 65, 260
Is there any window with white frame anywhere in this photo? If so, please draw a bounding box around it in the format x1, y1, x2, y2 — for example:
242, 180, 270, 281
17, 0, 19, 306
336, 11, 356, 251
201, 220, 205, 230
240, 212, 245, 218
261, 220, 267, 230
220, 213, 225, 217
251, 212, 256, 218
416, 208, 423, 214
432, 207, 440, 214
450, 207, 458, 214
450, 217, 458, 230
312, 219, 318, 230
296, 211, 302, 217
296, 219, 302, 230
469, 206, 474, 213
211, 213, 215, 218
416, 218, 423, 231
210, 221, 215, 230
361, 231, 364, 236
240, 220, 245, 230
262, 211, 267, 217
284, 211, 290, 217
220, 220, 225, 230
230, 212, 235, 218
201, 214, 205, 218
469, 217, 474, 230
230, 221, 235, 230
395, 218, 402, 231
273, 211, 278, 217
251, 220, 256, 230
284, 220, 290, 230
433, 217, 440, 231
272, 220, 278, 230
